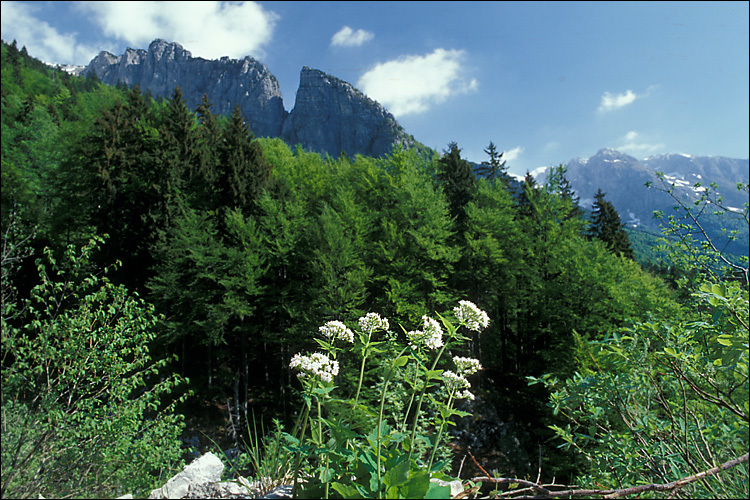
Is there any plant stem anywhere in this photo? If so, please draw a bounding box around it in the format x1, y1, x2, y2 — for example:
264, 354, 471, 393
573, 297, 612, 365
407, 341, 449, 464
427, 391, 454, 473
400, 361, 420, 433
376, 346, 409, 499
353, 350, 368, 410
317, 399, 329, 499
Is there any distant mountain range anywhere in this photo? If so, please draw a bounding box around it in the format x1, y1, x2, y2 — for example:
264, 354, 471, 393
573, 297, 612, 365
533, 148, 749, 258
535, 148, 748, 226
72, 38, 416, 158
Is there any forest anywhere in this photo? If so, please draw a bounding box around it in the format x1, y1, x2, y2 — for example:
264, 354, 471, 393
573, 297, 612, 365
1, 39, 748, 499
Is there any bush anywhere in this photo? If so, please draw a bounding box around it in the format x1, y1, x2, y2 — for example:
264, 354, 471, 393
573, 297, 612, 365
1, 234, 191, 499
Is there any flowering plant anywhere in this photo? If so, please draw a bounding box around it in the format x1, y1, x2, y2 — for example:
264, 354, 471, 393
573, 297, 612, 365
285, 301, 489, 499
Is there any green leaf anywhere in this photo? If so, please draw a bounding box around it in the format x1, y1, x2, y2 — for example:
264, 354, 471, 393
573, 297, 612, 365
404, 471, 431, 499
664, 347, 677, 356
332, 482, 363, 499
424, 482, 452, 499
393, 355, 409, 368
717, 335, 733, 347
382, 458, 410, 489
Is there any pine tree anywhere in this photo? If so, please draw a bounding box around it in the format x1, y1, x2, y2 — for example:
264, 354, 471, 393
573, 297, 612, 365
436, 142, 477, 233
476, 141, 512, 187
216, 106, 271, 213
545, 164, 583, 221
588, 188, 634, 260
157, 86, 198, 227
191, 94, 222, 210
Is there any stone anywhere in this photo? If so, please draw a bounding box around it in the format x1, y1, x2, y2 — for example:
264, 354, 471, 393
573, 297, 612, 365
148, 451, 224, 499
259, 484, 294, 499
184, 478, 260, 499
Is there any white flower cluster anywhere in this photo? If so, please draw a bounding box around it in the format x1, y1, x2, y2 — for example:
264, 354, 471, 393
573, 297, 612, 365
358, 312, 389, 335
442, 370, 475, 400
319, 320, 354, 343
289, 352, 339, 383
453, 301, 490, 331
453, 356, 482, 376
405, 315, 444, 350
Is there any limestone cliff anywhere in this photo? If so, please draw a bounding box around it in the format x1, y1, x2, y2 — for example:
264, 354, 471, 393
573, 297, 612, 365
282, 67, 413, 158
84, 39, 287, 138
83, 40, 414, 158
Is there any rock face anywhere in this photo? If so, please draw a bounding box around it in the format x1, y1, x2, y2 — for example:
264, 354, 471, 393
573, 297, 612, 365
281, 67, 413, 158
84, 39, 287, 138
82, 39, 413, 158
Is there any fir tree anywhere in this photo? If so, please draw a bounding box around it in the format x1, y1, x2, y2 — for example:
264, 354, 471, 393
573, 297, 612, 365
436, 142, 477, 233
588, 188, 634, 259
216, 106, 271, 213
476, 141, 511, 187
545, 164, 583, 221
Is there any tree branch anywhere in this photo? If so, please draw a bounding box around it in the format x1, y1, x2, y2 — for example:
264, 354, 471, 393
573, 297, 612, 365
470, 453, 749, 499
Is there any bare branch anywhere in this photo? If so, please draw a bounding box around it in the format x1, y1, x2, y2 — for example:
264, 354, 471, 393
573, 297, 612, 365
470, 452, 749, 499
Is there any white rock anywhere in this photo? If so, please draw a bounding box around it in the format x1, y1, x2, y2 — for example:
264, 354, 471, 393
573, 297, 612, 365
148, 452, 224, 499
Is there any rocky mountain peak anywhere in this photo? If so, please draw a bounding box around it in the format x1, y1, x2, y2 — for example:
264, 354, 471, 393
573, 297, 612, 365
281, 66, 413, 158
82, 39, 413, 158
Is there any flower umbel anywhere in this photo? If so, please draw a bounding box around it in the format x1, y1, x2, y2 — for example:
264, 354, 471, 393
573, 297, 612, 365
319, 320, 354, 343
290, 352, 340, 383
358, 312, 389, 336
453, 301, 490, 331
405, 315, 444, 350
442, 370, 474, 400
453, 356, 482, 376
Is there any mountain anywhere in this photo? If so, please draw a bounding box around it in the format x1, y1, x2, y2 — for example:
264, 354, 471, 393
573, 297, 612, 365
555, 148, 748, 226
544, 148, 749, 258
81, 39, 413, 158
281, 67, 414, 158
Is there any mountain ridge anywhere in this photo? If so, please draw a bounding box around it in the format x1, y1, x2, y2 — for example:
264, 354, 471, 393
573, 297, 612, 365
79, 38, 414, 159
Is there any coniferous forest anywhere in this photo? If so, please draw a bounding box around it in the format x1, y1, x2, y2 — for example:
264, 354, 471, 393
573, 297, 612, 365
2, 40, 748, 499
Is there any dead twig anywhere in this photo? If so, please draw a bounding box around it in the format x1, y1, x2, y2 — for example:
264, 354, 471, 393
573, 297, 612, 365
469, 452, 748, 499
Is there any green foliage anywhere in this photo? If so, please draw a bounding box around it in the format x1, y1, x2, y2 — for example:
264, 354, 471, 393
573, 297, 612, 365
531, 180, 749, 498
436, 142, 477, 234
1, 234, 190, 499
588, 188, 635, 260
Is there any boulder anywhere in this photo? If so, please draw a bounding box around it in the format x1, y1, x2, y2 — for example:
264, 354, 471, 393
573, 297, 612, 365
148, 452, 224, 499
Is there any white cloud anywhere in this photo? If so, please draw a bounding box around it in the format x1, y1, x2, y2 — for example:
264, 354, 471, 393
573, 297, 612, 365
616, 130, 665, 156
330, 26, 374, 47
598, 89, 638, 112
1, 1, 98, 64
77, 1, 278, 60
503, 146, 524, 162
598, 85, 658, 113
357, 48, 478, 117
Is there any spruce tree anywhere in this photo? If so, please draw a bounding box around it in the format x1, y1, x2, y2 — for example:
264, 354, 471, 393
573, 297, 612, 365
545, 164, 583, 221
216, 106, 271, 213
476, 141, 512, 187
436, 142, 477, 233
588, 188, 634, 260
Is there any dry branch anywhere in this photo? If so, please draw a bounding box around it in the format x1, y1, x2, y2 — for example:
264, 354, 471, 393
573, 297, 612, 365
469, 452, 748, 499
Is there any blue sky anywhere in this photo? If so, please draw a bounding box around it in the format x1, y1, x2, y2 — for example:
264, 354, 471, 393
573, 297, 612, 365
2, 1, 748, 175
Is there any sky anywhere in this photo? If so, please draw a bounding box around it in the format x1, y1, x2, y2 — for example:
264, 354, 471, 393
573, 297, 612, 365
2, 1, 748, 175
